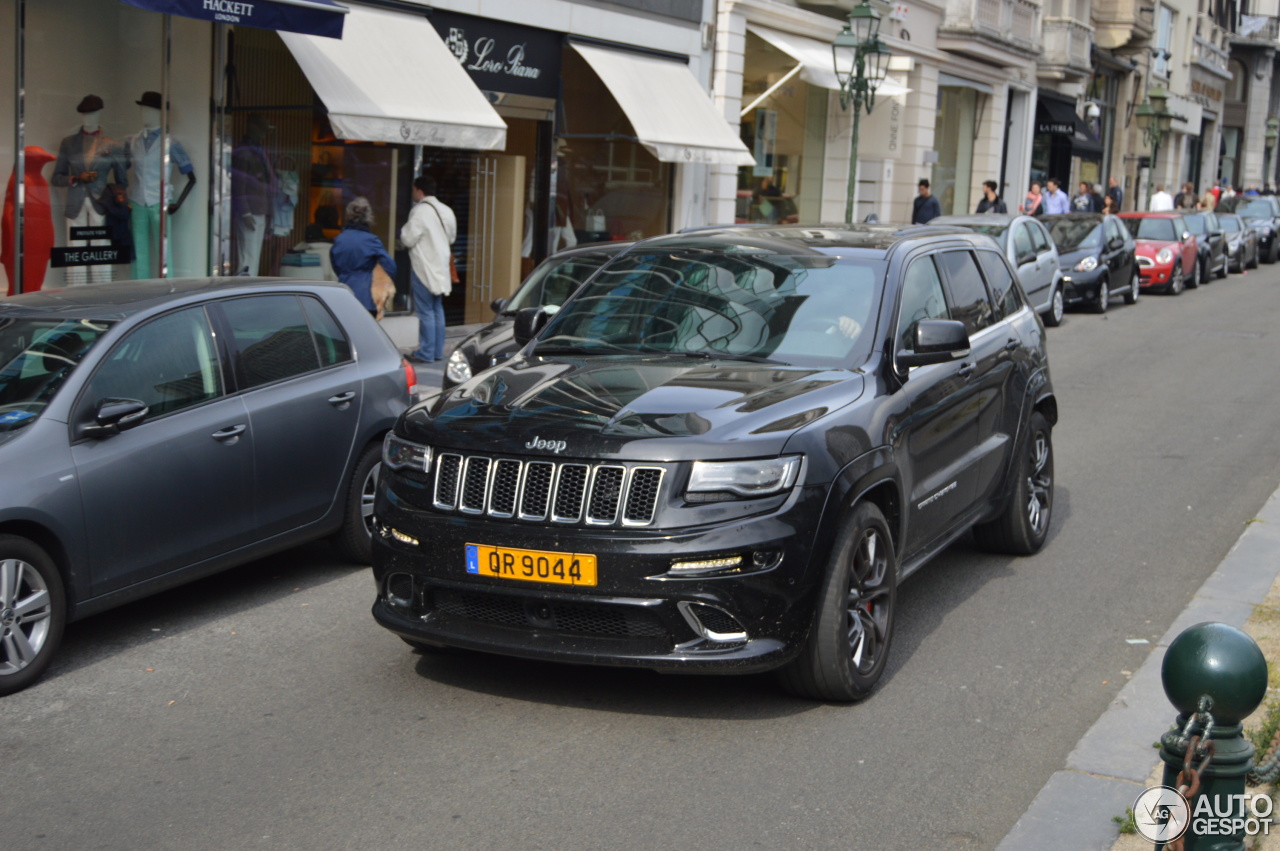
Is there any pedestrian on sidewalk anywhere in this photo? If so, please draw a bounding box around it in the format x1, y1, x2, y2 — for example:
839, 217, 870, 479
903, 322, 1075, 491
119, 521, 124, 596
1150, 184, 1175, 211
1106, 175, 1124, 212
1042, 178, 1070, 215
400, 174, 456, 364
330, 197, 396, 319
1071, 180, 1101, 212
912, 178, 942, 224
1023, 181, 1044, 216
975, 180, 1007, 213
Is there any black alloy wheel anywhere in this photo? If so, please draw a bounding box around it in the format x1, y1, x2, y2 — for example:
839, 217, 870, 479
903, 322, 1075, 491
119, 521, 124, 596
779, 502, 897, 702
0, 536, 65, 696
973, 411, 1054, 555
1124, 269, 1140, 305
1093, 279, 1110, 313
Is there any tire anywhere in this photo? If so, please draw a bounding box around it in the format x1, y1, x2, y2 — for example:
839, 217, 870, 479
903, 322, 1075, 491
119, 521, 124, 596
0, 536, 65, 696
1268, 241, 1278, 264
973, 411, 1054, 555
1216, 254, 1229, 279
1092, 279, 1109, 313
1249, 246, 1260, 269
1185, 260, 1199, 289
1124, 269, 1140, 305
1043, 285, 1064, 327
778, 502, 896, 702
1168, 264, 1185, 295
1199, 255, 1211, 285
332, 441, 382, 564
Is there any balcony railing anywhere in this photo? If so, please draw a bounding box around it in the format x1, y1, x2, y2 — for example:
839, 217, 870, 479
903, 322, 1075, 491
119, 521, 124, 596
1041, 19, 1093, 74
1191, 37, 1229, 75
1233, 15, 1280, 44
943, 0, 1040, 54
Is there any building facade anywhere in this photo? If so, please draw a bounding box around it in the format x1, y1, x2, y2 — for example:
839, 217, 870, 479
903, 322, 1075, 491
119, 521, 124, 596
2, 0, 752, 325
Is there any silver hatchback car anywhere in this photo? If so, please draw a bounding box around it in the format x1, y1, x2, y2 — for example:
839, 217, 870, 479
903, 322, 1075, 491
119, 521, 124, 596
0, 278, 413, 695
931, 214, 1065, 326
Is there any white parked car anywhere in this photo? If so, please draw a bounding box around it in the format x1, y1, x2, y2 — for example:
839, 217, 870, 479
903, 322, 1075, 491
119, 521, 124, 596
932, 214, 1065, 326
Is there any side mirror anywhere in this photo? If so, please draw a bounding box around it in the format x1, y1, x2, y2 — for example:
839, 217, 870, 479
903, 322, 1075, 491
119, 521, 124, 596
1108, 237, 1124, 250
490, 297, 509, 315
1183, 232, 1193, 242
512, 307, 551, 346
81, 398, 149, 439
896, 319, 971, 370
1016, 252, 1035, 266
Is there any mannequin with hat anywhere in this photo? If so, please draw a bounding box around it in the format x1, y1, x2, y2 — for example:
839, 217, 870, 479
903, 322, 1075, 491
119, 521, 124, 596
50, 94, 128, 284
125, 91, 196, 279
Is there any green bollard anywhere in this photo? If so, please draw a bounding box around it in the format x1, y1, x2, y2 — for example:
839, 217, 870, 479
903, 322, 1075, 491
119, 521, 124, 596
1155, 622, 1269, 850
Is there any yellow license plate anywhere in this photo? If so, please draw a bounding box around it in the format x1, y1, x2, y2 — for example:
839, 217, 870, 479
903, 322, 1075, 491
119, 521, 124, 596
465, 543, 598, 587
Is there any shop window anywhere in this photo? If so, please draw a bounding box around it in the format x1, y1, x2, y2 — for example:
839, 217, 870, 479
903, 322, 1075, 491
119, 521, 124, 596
557, 49, 672, 247
5, 0, 211, 293
735, 31, 826, 225
933, 86, 978, 216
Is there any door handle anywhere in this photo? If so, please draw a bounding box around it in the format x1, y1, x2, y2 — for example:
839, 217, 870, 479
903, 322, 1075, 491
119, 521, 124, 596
211, 424, 246, 442
328, 391, 356, 408
957, 361, 976, 378
1004, 338, 1020, 352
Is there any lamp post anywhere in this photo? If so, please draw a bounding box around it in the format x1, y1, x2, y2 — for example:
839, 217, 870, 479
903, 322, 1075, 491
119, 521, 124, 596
832, 0, 892, 224
1134, 86, 1178, 208
1265, 117, 1278, 189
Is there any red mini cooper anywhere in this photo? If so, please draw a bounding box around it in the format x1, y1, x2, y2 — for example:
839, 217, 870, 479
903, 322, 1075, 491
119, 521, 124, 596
1118, 212, 1200, 295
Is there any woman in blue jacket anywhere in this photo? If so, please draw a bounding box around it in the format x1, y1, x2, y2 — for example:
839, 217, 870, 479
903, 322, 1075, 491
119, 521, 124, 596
330, 197, 395, 316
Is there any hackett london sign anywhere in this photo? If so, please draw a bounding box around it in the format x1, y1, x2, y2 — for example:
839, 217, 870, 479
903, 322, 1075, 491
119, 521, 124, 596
429, 11, 562, 100
117, 0, 346, 39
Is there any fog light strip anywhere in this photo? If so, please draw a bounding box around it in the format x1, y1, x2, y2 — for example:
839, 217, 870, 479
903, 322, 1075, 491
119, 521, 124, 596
390, 528, 419, 546
669, 556, 743, 572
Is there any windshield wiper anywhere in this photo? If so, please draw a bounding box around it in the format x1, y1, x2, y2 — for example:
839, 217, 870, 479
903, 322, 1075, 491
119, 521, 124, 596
664, 350, 785, 365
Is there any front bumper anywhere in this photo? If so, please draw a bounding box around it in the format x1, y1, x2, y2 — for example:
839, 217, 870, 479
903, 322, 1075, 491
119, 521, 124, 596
1061, 267, 1104, 304
371, 482, 830, 674
1136, 258, 1175, 289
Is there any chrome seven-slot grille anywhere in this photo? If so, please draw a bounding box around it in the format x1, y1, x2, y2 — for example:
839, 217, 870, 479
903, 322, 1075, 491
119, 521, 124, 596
432, 453, 665, 526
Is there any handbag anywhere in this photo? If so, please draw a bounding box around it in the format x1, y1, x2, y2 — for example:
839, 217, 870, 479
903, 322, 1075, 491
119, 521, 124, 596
427, 200, 461, 284
370, 262, 395, 321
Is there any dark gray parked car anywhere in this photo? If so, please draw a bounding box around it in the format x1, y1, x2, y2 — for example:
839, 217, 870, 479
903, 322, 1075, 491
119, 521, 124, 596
0, 278, 413, 695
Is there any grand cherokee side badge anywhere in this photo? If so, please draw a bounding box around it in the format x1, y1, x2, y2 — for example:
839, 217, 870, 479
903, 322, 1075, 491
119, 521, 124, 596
525, 436, 567, 454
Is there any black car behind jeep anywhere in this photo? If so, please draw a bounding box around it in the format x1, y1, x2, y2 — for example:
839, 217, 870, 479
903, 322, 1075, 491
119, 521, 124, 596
1217, 195, 1280, 264
372, 225, 1058, 701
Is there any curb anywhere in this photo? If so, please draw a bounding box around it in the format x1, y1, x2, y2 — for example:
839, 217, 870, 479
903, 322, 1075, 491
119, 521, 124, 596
997, 487, 1280, 850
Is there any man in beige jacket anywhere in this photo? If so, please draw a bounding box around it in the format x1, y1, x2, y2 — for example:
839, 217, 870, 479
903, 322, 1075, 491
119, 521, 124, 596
400, 174, 457, 363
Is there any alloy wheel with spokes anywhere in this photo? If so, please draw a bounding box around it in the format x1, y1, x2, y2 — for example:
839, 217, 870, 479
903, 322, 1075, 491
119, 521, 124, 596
779, 501, 897, 701
973, 410, 1054, 555
1125, 270, 1140, 305
846, 526, 893, 676
1025, 429, 1053, 541
0, 537, 65, 696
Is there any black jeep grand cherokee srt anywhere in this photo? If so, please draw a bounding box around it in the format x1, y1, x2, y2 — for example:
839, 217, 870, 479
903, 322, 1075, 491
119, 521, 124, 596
372, 225, 1058, 701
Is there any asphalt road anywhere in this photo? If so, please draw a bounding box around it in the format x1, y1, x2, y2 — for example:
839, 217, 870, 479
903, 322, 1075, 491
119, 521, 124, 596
6, 265, 1280, 850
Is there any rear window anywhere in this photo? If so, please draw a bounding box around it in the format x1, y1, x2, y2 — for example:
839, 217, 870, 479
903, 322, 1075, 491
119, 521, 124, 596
1123, 217, 1178, 242
220, 295, 324, 388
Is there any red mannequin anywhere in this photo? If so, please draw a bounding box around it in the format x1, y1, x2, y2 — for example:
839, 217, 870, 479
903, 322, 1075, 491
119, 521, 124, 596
2, 146, 57, 296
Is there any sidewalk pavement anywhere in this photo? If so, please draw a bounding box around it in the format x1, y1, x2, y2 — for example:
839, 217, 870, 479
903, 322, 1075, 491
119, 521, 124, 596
998, 485, 1280, 849
378, 313, 486, 395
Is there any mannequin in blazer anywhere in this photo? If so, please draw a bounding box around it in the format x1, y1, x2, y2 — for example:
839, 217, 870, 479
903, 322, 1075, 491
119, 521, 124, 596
51, 95, 127, 284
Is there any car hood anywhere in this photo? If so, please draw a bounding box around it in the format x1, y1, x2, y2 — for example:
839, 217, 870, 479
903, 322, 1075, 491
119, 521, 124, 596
1133, 239, 1179, 257
401, 355, 865, 462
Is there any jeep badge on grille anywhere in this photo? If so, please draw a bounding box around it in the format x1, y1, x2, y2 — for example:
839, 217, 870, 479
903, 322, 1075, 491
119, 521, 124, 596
525, 437, 567, 454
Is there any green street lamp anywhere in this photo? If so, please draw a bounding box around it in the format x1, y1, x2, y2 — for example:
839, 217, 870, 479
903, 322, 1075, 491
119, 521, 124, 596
1134, 85, 1179, 207
832, 0, 892, 224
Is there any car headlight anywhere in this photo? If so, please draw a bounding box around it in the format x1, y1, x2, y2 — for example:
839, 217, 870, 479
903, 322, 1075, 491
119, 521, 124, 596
1073, 256, 1097, 273
687, 456, 802, 500
383, 433, 432, 473
446, 350, 473, 384
1156, 248, 1173, 264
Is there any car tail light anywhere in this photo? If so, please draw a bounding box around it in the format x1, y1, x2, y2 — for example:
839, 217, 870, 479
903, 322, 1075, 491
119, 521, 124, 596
402, 357, 417, 396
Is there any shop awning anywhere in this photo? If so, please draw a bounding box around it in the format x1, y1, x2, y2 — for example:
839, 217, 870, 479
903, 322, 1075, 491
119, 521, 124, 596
938, 72, 995, 97
278, 5, 507, 149
745, 25, 909, 99
1036, 97, 1078, 135
118, 0, 347, 39
571, 43, 754, 166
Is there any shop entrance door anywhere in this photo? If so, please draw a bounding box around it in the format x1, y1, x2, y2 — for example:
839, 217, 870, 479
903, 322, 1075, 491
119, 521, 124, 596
466, 153, 526, 324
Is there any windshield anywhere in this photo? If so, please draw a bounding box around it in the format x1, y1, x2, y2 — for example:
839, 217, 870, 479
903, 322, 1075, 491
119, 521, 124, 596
1226, 199, 1278, 219
506, 251, 616, 313
1047, 219, 1103, 250
1182, 214, 1207, 235
1221, 216, 1242, 233
534, 249, 886, 368
0, 317, 114, 432
1123, 217, 1179, 241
